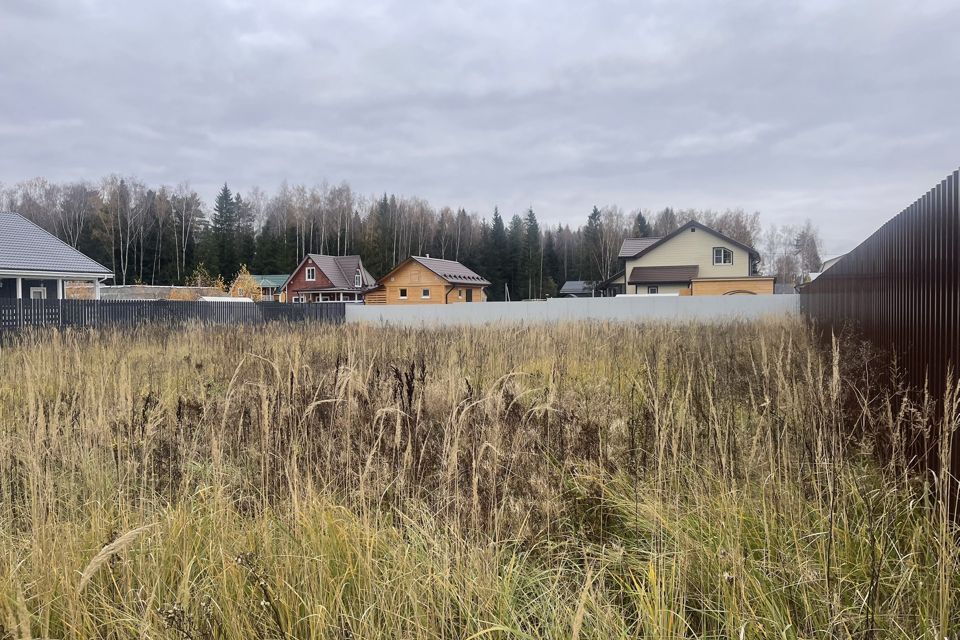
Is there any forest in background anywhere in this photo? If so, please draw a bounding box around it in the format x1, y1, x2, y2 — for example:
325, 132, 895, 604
0, 176, 823, 300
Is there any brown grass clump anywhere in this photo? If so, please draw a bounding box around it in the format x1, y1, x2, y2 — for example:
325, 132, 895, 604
0, 319, 955, 638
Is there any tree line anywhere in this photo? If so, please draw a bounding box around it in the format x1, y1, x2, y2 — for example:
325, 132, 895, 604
0, 176, 823, 300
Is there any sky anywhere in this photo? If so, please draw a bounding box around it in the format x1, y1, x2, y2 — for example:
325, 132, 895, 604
1, 0, 958, 255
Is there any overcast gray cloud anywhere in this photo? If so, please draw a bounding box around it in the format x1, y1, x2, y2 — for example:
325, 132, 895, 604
1, 0, 958, 254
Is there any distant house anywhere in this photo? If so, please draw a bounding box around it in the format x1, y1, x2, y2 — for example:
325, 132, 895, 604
806, 254, 846, 282
615, 221, 774, 295
251, 274, 288, 301
365, 256, 489, 304
820, 255, 845, 272
595, 271, 626, 297
281, 255, 374, 303
559, 280, 596, 298
0, 211, 112, 300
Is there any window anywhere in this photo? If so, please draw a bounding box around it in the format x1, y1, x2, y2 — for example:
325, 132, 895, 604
30, 287, 47, 300
399, 288, 408, 299
647, 286, 659, 294
354, 272, 362, 288
458, 289, 463, 298
305, 267, 316, 281
713, 247, 733, 265
421, 288, 430, 299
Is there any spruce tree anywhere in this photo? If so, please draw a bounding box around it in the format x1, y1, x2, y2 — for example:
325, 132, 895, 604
506, 214, 525, 301
234, 193, 256, 273
210, 183, 237, 279
487, 208, 509, 300
522, 208, 542, 299
632, 210, 652, 237
581, 206, 603, 281
541, 227, 562, 297
363, 194, 394, 277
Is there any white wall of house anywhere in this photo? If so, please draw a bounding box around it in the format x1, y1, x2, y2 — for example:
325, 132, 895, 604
627, 283, 688, 295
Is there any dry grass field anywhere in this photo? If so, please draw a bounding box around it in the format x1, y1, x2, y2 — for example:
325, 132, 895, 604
0, 320, 956, 639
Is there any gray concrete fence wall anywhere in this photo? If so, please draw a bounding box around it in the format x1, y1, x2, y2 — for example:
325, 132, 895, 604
346, 295, 799, 326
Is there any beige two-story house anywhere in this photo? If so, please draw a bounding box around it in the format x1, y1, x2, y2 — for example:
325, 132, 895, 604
612, 221, 774, 296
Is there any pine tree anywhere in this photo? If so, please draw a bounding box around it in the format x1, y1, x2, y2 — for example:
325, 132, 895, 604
486, 207, 509, 300
362, 194, 395, 277
210, 183, 237, 279
506, 214, 525, 301
522, 208, 542, 299
234, 193, 256, 272
581, 206, 603, 281
631, 210, 652, 237
793, 219, 822, 276
541, 228, 562, 297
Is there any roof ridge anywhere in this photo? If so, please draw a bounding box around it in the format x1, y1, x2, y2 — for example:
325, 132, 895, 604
620, 222, 758, 260
415, 255, 460, 263
332, 255, 352, 284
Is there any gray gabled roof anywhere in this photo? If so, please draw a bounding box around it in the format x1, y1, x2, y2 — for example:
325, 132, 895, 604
0, 211, 112, 276
559, 280, 595, 295
409, 256, 491, 286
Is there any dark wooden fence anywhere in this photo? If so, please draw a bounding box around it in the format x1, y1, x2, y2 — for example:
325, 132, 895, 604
0, 299, 345, 331
800, 167, 959, 497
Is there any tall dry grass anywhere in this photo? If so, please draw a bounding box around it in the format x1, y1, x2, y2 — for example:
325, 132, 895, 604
0, 319, 956, 639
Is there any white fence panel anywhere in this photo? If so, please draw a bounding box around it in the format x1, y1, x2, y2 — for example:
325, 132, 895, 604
346, 295, 799, 326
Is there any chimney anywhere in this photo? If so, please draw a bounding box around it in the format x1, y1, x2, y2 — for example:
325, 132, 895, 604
425, 253, 430, 258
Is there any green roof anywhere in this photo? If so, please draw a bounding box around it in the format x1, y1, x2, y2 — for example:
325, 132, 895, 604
252, 274, 289, 288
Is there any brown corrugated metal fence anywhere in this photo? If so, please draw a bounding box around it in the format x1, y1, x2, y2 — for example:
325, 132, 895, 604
800, 167, 959, 496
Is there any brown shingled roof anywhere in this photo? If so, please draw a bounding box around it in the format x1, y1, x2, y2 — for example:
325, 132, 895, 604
618, 237, 661, 259
410, 256, 491, 286
279, 254, 376, 293
627, 265, 699, 284
306, 254, 376, 290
